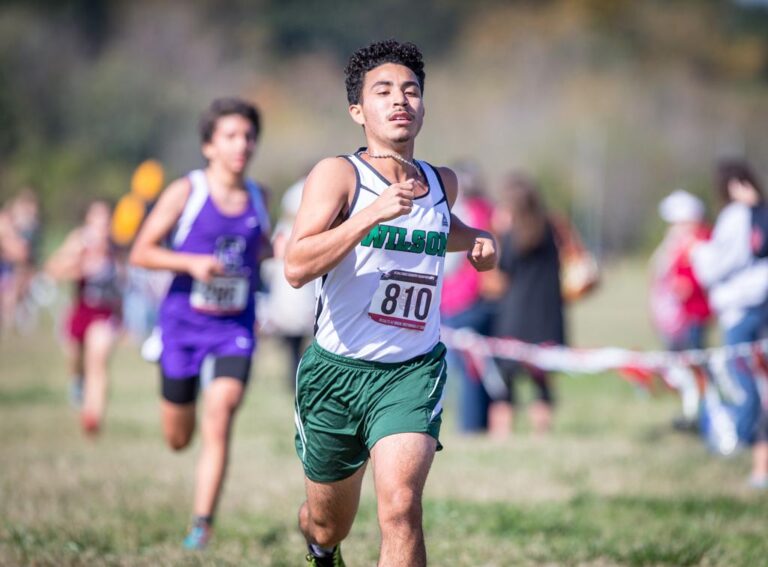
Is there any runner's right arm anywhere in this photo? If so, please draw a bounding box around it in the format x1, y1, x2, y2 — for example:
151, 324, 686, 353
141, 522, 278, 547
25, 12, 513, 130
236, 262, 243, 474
284, 157, 416, 288
129, 178, 223, 284
0, 210, 29, 264
44, 229, 84, 281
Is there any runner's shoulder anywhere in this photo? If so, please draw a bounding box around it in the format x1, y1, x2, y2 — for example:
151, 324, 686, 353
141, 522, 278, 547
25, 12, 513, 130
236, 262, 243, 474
310, 156, 356, 179
305, 157, 357, 197
163, 176, 193, 200
432, 165, 458, 206
155, 176, 194, 214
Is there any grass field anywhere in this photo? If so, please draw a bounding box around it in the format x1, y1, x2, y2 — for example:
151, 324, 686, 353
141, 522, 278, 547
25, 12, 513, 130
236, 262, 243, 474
1, 260, 766, 566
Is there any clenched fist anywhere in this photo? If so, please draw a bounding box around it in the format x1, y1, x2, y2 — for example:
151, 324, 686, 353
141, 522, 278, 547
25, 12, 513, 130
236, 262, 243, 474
467, 234, 497, 272
188, 254, 224, 283
369, 179, 424, 223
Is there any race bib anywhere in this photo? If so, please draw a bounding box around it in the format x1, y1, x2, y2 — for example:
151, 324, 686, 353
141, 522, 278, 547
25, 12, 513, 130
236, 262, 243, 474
190, 275, 249, 315
368, 270, 436, 331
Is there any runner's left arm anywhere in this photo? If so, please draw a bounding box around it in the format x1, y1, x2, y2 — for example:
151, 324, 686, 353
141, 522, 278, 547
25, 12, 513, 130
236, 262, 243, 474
440, 166, 497, 271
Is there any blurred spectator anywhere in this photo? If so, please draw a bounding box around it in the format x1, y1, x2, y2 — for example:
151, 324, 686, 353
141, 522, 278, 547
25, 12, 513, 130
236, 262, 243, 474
0, 189, 42, 334
46, 200, 123, 436
112, 160, 171, 343
691, 159, 768, 485
440, 161, 498, 433
10, 188, 42, 262
0, 206, 27, 332
488, 172, 565, 437
650, 189, 712, 430
260, 177, 316, 390
122, 265, 171, 343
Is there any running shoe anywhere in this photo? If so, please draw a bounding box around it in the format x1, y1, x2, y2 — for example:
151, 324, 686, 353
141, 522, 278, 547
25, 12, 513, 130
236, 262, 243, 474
748, 474, 768, 490
183, 523, 212, 550
305, 545, 345, 566
80, 411, 100, 436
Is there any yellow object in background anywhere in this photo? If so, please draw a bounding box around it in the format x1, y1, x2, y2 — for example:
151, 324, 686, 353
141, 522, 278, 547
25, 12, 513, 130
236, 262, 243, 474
111, 193, 146, 246
131, 159, 164, 201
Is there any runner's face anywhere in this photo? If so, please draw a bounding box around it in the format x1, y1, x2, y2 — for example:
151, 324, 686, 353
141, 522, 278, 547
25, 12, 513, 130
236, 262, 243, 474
203, 114, 257, 174
350, 63, 424, 145
84, 202, 111, 245
85, 202, 110, 230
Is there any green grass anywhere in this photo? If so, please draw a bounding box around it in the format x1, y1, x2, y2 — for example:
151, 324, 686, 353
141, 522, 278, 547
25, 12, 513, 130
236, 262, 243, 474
1, 259, 766, 566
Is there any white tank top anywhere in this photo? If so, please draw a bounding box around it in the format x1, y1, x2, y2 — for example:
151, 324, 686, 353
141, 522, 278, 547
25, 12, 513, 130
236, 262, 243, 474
314, 150, 451, 362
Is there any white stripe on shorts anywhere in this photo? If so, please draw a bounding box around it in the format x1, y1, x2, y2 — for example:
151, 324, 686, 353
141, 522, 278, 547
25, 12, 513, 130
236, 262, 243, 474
294, 356, 308, 460
428, 359, 446, 423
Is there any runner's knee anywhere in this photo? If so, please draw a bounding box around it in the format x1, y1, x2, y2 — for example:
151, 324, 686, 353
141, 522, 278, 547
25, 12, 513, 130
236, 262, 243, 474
165, 428, 193, 451
307, 517, 351, 548
84, 321, 116, 354
378, 487, 422, 529
302, 499, 356, 547
163, 414, 195, 451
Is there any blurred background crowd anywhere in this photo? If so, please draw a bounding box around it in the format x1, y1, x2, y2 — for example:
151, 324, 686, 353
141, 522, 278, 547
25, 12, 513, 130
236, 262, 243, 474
3, 0, 768, 490
4, 155, 768, 488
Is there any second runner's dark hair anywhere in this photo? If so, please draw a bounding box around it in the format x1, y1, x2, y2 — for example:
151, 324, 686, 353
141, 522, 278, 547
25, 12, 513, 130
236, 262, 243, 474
199, 97, 261, 144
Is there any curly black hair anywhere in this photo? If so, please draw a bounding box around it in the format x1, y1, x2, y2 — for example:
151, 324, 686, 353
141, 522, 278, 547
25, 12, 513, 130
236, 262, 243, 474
344, 39, 425, 105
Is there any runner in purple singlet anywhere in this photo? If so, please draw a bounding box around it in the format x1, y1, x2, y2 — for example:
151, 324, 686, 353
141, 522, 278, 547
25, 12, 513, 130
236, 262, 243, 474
130, 97, 272, 550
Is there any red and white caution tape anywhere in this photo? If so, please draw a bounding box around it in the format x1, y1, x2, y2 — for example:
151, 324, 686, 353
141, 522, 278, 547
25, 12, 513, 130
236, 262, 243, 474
440, 326, 768, 375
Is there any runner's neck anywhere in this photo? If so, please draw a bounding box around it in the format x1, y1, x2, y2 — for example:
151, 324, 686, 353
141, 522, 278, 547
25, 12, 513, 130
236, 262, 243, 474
205, 164, 246, 194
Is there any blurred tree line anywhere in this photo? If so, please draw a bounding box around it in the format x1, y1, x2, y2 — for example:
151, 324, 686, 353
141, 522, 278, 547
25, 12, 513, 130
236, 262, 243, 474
2, 0, 768, 253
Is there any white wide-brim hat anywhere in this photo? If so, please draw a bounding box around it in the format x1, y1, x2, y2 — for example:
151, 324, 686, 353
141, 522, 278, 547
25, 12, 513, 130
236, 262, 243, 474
659, 189, 705, 223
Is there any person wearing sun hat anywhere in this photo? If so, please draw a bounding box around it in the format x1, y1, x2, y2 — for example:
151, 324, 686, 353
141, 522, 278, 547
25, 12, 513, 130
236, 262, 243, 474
650, 189, 712, 430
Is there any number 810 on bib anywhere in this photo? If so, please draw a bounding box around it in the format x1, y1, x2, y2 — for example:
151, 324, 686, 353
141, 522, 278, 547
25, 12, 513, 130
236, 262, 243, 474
368, 270, 437, 332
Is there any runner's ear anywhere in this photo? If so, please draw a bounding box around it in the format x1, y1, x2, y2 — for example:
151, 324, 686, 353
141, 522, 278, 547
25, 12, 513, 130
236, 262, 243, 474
349, 104, 365, 127
202, 141, 215, 162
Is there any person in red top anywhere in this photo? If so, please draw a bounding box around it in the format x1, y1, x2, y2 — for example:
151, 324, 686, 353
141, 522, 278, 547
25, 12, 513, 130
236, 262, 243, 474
651, 189, 712, 349
46, 201, 123, 436
650, 189, 712, 430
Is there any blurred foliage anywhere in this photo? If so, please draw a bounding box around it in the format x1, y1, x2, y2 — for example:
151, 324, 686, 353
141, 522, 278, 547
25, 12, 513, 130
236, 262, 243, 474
2, 0, 768, 253
258, 0, 471, 59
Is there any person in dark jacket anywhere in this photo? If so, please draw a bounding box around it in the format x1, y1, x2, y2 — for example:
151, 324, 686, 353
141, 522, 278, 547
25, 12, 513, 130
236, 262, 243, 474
489, 172, 565, 437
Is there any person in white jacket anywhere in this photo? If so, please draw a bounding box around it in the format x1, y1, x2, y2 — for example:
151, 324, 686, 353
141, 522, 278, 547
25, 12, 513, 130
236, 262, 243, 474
261, 177, 316, 390
691, 159, 768, 488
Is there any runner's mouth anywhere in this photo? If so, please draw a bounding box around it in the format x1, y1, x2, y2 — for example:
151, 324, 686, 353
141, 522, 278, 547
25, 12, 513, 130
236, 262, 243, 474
389, 112, 413, 122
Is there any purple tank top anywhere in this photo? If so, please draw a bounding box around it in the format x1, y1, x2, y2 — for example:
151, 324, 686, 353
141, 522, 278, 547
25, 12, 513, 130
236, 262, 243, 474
159, 170, 267, 345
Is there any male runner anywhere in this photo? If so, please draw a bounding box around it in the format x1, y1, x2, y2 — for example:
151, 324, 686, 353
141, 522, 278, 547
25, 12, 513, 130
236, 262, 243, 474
285, 39, 497, 567
130, 97, 271, 550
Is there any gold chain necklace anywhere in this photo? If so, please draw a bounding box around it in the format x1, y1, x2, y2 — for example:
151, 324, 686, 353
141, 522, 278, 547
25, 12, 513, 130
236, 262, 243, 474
363, 150, 422, 176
